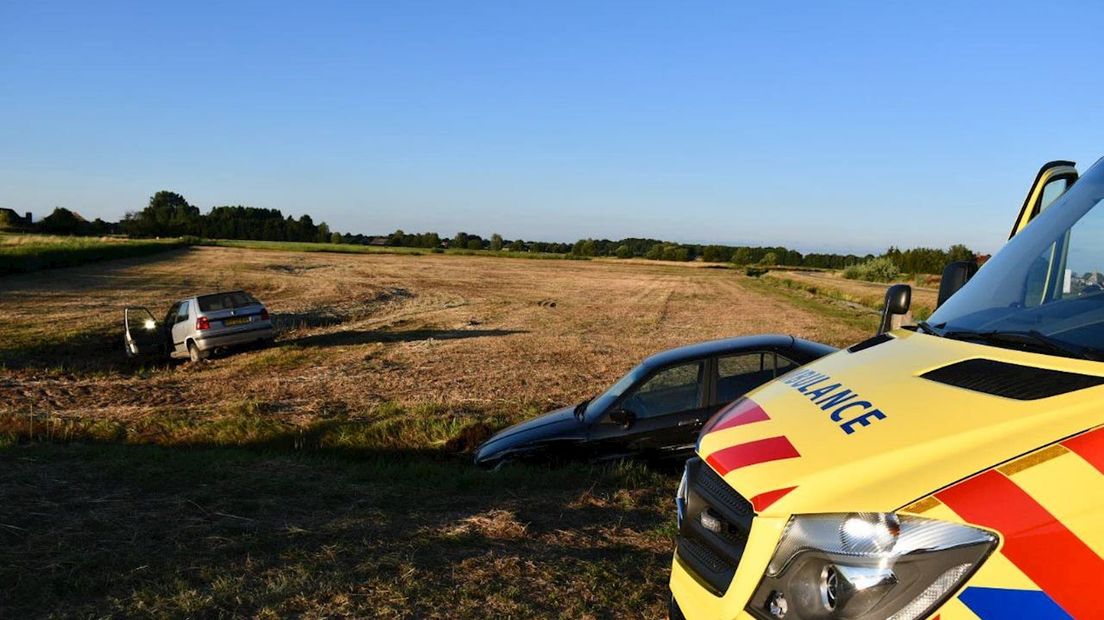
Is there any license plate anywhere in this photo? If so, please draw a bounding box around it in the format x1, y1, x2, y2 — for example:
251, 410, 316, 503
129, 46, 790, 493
223, 316, 251, 326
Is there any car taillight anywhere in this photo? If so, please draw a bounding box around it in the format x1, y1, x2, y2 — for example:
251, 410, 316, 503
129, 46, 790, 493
196, 316, 210, 331
260, 308, 269, 321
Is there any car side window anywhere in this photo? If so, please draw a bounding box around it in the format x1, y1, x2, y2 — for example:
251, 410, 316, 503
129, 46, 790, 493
622, 361, 704, 419
717, 352, 799, 403
774, 353, 798, 376
176, 301, 190, 323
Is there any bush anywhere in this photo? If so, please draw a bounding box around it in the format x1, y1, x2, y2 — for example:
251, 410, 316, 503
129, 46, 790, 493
843, 257, 899, 283
745, 266, 768, 277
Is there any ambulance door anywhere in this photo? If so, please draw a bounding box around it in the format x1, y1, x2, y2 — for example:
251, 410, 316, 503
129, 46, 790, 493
1009, 161, 1078, 239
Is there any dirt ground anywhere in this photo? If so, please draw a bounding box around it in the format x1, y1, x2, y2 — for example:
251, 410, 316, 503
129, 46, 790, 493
0, 248, 873, 618
0, 247, 868, 430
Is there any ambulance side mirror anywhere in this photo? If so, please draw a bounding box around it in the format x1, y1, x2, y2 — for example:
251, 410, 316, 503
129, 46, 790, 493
937, 261, 979, 308
878, 284, 912, 335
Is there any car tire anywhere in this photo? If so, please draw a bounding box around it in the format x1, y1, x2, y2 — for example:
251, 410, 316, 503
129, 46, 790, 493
187, 342, 208, 363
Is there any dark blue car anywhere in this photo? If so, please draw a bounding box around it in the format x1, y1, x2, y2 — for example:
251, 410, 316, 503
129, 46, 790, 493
474, 334, 835, 468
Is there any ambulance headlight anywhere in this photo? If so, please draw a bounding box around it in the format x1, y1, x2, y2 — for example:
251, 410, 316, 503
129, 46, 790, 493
749, 513, 996, 620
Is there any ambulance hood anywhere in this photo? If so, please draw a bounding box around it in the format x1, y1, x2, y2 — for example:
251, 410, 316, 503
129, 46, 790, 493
696, 330, 1104, 516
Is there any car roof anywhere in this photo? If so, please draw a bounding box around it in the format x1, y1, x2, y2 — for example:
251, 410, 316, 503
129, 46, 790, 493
198, 289, 248, 297
640, 333, 832, 369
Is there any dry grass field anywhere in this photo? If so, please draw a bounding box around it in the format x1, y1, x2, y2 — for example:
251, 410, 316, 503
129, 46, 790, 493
0, 247, 873, 618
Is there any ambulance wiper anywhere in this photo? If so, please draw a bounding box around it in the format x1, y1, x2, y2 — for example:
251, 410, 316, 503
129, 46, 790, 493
913, 320, 941, 335
942, 329, 1098, 361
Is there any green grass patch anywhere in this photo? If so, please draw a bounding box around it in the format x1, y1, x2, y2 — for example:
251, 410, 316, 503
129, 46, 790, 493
763, 275, 933, 322
237, 345, 316, 372
0, 233, 189, 275
741, 275, 880, 336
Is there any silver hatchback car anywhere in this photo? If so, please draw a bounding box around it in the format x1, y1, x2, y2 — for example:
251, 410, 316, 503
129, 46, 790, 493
125, 290, 275, 361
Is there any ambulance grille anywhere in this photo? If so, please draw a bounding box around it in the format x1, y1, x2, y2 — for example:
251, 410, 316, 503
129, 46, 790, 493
921, 358, 1104, 400
675, 458, 754, 596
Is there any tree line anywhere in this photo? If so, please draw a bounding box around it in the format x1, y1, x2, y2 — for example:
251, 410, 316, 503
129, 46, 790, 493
5, 190, 979, 275
120, 192, 338, 243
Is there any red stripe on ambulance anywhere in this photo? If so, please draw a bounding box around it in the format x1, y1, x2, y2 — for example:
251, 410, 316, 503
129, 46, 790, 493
936, 469, 1103, 620
1063, 427, 1104, 475
709, 401, 770, 434
749, 486, 797, 512
705, 436, 799, 476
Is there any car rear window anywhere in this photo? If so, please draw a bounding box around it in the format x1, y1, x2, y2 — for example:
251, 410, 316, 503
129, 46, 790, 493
197, 291, 259, 312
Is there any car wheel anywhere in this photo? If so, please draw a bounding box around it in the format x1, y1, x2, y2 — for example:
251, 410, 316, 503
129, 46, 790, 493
187, 342, 208, 363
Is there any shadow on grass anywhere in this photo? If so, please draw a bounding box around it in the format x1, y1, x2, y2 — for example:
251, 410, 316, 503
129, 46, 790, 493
0, 441, 676, 618
0, 324, 169, 375
0, 324, 525, 374
290, 328, 527, 348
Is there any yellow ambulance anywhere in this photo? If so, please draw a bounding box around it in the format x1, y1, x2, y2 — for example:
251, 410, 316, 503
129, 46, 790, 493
669, 159, 1102, 620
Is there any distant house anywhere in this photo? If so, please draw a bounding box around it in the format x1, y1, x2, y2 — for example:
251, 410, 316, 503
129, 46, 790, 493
367, 236, 389, 246
0, 208, 32, 231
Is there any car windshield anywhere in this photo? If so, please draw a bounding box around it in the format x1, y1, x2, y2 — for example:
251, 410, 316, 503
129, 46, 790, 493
584, 364, 648, 420
197, 291, 260, 312
928, 157, 1104, 358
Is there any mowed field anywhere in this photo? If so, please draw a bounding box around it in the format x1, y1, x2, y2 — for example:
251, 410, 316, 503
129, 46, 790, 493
0, 247, 872, 618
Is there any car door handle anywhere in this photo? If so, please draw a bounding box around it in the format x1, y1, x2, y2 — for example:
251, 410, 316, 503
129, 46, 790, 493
678, 419, 699, 427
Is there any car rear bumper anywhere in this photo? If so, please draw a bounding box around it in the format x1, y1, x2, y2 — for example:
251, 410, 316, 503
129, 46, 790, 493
194, 325, 274, 351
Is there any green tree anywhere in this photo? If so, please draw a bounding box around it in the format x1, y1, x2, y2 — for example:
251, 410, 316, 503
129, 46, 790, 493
330, 232, 344, 244
38, 207, 88, 235
730, 247, 751, 265
947, 244, 975, 263
702, 245, 729, 262
489, 233, 504, 251
759, 251, 778, 266
123, 191, 200, 237
466, 238, 483, 250
615, 244, 632, 259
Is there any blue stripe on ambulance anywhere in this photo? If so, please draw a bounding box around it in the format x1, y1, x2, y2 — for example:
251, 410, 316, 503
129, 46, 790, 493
959, 587, 1072, 620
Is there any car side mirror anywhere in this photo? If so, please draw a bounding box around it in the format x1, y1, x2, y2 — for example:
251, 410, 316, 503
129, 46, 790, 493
878, 284, 912, 335
937, 261, 979, 308
609, 408, 637, 429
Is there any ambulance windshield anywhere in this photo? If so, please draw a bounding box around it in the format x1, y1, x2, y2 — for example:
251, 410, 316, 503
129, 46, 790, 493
928, 158, 1104, 360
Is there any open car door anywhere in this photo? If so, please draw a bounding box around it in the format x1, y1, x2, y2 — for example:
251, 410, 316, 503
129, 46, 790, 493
124, 307, 166, 358
1009, 160, 1078, 238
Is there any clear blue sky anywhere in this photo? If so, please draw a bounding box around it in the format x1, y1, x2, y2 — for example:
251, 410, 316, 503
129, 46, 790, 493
2, 1, 1102, 254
